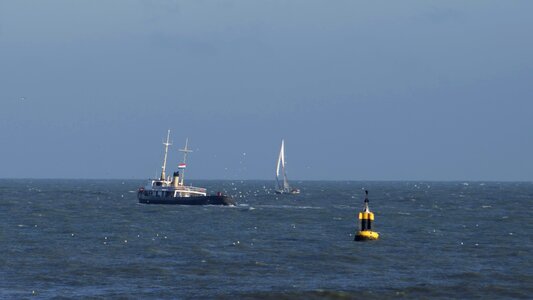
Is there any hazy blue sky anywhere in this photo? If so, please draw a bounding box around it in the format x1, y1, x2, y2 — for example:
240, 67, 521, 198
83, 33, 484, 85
1, 1, 532, 181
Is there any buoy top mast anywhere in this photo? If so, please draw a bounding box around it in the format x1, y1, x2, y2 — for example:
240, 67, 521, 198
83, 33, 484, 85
363, 190, 370, 212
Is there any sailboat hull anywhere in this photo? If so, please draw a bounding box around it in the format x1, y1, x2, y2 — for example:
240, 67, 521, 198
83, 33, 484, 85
275, 188, 300, 195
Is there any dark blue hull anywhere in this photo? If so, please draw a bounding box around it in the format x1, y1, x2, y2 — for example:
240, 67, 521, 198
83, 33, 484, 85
138, 194, 235, 206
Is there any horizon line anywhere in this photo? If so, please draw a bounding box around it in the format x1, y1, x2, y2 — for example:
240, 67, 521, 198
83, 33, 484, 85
0, 177, 531, 183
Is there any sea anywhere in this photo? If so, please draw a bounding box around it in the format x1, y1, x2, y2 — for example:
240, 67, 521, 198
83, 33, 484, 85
1, 179, 532, 299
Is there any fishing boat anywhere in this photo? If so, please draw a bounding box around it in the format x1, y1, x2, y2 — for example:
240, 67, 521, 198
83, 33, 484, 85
138, 130, 235, 205
275, 139, 300, 195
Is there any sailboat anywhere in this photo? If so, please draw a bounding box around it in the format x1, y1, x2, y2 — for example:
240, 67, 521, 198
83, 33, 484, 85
275, 139, 300, 195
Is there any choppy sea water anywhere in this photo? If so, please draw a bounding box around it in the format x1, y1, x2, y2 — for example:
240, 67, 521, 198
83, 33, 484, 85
1, 179, 532, 299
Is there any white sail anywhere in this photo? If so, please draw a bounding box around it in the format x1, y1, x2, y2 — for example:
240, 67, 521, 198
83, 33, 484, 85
276, 140, 283, 179
276, 140, 283, 190
275, 139, 292, 193
281, 145, 289, 191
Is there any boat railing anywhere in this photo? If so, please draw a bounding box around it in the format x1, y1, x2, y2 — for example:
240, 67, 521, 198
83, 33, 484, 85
177, 186, 207, 193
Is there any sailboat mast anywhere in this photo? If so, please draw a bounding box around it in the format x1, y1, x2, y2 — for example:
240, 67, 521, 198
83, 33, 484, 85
160, 129, 172, 181
179, 138, 193, 185
281, 140, 289, 191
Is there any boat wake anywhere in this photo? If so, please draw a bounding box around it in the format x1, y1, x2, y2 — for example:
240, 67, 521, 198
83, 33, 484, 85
255, 204, 323, 210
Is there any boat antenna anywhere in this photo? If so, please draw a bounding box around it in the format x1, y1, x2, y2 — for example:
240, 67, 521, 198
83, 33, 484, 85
160, 129, 172, 181
179, 138, 193, 185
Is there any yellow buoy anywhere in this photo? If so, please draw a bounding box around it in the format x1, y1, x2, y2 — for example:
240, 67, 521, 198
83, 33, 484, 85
354, 190, 380, 241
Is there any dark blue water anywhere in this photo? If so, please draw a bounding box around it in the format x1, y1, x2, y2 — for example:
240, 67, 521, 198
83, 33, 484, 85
1, 180, 532, 299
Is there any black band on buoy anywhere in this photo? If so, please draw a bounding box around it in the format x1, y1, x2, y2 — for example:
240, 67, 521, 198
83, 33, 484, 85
360, 213, 373, 230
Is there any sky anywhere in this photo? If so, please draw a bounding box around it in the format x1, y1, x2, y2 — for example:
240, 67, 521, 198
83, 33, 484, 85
1, 0, 532, 181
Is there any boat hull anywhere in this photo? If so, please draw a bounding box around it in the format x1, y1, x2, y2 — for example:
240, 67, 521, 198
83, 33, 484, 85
138, 194, 235, 206
275, 189, 300, 195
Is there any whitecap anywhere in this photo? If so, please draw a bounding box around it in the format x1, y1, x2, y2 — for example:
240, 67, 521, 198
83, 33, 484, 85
256, 204, 323, 210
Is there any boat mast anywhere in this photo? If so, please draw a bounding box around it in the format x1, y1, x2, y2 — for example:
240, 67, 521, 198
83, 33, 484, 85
160, 129, 172, 181
281, 140, 290, 191
179, 138, 193, 185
